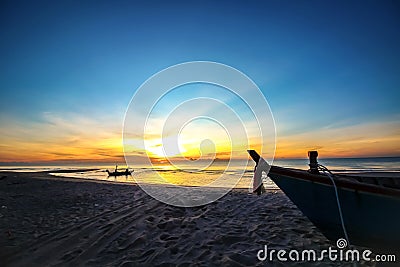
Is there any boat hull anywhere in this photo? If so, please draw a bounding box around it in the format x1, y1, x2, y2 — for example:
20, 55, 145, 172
268, 168, 400, 251
106, 170, 132, 176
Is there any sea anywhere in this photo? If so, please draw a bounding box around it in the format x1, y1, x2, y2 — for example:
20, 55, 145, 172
1, 157, 399, 190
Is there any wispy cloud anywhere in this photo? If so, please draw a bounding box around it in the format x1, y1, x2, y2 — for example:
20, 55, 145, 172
275, 120, 400, 158
0, 112, 124, 162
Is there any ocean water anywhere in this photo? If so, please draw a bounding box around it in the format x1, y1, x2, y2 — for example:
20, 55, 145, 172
1, 157, 399, 190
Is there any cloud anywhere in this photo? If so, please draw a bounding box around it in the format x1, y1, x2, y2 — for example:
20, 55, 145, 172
275, 120, 400, 158
0, 112, 124, 162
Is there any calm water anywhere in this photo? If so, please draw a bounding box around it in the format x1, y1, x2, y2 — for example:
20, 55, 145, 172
1, 157, 399, 190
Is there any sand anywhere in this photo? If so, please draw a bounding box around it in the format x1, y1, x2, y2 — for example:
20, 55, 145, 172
0, 172, 377, 266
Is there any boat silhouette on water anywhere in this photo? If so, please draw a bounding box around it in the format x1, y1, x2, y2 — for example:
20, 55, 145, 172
248, 150, 400, 251
106, 165, 133, 177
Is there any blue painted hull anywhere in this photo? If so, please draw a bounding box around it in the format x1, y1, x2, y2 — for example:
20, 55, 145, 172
268, 167, 400, 251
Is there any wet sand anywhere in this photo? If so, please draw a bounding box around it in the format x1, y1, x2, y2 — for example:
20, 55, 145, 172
0, 172, 376, 266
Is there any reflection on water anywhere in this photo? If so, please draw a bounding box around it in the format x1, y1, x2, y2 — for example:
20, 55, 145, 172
1, 157, 399, 189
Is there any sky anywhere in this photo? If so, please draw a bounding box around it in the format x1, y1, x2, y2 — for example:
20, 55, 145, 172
0, 0, 399, 163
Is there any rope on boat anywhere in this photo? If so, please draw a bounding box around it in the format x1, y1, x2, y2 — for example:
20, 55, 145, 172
317, 164, 351, 246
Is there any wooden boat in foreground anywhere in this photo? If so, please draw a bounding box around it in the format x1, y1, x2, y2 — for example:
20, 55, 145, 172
249, 150, 400, 251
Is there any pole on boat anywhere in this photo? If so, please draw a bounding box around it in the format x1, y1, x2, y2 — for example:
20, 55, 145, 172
308, 151, 319, 174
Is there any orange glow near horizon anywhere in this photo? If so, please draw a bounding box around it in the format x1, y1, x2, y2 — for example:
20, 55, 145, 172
0, 116, 399, 163
1, 136, 399, 163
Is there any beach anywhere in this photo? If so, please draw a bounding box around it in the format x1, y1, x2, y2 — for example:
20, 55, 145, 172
0, 171, 377, 266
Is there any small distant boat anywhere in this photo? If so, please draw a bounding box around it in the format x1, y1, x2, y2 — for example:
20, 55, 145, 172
106, 167, 133, 177
248, 150, 400, 250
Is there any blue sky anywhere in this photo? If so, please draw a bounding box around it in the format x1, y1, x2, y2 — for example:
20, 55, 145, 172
0, 0, 399, 161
